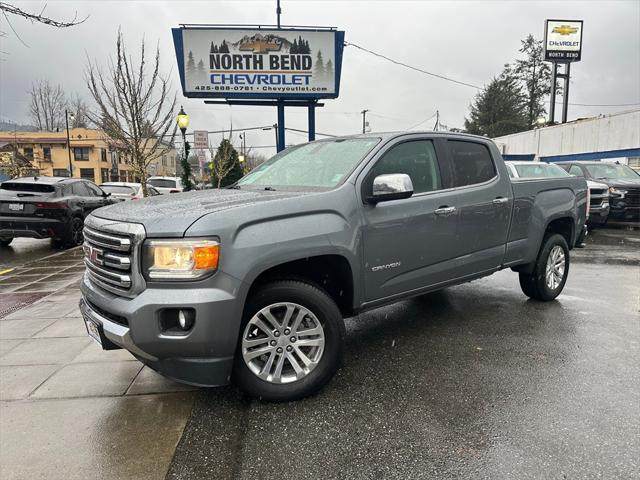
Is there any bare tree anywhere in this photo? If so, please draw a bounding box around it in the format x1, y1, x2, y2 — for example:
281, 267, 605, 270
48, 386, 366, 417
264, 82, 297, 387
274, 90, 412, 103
67, 94, 90, 128
0, 2, 87, 27
86, 30, 177, 196
28, 80, 66, 131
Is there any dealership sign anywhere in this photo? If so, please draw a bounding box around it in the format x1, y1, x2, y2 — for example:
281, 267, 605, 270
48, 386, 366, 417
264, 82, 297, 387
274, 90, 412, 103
172, 27, 345, 100
544, 20, 583, 62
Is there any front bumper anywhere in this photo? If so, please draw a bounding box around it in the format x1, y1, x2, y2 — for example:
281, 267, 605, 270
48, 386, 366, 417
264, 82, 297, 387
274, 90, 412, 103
587, 202, 610, 224
79, 271, 245, 387
0, 216, 66, 239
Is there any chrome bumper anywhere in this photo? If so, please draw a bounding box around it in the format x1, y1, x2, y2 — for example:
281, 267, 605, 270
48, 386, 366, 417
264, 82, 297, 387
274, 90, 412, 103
78, 297, 157, 361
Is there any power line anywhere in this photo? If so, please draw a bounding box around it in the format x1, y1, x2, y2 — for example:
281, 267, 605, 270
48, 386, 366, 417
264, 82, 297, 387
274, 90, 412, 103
406, 111, 438, 130
345, 41, 640, 108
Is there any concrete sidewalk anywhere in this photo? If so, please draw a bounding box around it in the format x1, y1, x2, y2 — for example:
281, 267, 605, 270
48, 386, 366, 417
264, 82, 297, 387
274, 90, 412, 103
0, 248, 197, 480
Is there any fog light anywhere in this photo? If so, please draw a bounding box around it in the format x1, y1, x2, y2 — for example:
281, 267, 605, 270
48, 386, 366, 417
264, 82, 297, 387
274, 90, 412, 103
178, 309, 192, 330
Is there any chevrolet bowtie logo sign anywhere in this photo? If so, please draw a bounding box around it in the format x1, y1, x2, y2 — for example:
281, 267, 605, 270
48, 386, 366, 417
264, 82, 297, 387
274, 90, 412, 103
552, 25, 579, 35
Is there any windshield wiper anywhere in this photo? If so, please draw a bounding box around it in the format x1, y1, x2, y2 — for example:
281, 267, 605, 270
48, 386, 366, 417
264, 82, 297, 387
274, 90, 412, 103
227, 185, 241, 189
264, 186, 276, 191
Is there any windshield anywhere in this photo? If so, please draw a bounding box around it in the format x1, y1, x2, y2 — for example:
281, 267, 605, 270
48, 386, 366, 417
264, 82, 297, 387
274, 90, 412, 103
101, 185, 137, 195
148, 179, 176, 188
585, 163, 640, 180
515, 164, 570, 178
238, 138, 381, 189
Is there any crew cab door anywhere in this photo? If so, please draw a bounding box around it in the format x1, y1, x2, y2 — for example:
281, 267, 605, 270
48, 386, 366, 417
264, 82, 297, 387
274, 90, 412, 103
442, 139, 512, 275
359, 137, 459, 302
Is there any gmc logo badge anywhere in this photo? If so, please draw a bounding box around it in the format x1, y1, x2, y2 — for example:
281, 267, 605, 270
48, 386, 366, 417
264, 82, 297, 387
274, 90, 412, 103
83, 245, 104, 266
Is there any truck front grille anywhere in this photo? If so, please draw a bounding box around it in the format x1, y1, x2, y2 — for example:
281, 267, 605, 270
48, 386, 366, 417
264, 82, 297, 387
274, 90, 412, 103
83, 216, 146, 298
626, 188, 640, 207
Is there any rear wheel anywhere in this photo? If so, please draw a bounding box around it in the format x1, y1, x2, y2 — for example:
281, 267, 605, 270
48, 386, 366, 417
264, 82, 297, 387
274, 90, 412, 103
233, 280, 345, 402
519, 233, 570, 301
64, 216, 84, 247
0, 237, 13, 247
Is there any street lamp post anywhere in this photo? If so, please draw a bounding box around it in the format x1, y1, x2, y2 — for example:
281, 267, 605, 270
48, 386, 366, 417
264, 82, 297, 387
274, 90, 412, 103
176, 106, 193, 191
65, 109, 75, 177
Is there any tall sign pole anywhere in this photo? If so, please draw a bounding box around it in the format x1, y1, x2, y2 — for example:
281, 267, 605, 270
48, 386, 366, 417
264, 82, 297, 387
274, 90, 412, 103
544, 19, 583, 124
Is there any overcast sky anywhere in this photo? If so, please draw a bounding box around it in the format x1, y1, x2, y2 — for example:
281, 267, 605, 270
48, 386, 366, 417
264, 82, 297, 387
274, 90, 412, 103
1, 0, 639, 156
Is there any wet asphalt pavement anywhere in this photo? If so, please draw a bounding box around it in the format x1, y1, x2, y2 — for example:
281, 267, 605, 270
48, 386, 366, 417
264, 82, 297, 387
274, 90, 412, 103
1, 229, 639, 480
167, 262, 639, 480
0, 238, 62, 270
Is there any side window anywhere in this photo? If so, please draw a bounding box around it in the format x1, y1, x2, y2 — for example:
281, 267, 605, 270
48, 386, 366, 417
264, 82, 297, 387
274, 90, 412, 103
370, 140, 442, 194
71, 182, 89, 196
85, 182, 103, 197
448, 141, 496, 187
569, 165, 584, 177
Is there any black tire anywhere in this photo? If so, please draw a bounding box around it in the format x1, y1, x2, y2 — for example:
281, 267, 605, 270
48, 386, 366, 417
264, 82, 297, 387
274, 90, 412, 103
0, 237, 13, 247
233, 280, 345, 402
61, 216, 84, 248
519, 233, 570, 301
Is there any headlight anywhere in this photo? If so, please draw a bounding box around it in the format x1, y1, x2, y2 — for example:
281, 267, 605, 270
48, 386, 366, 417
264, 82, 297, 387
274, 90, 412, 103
609, 187, 627, 197
143, 239, 219, 280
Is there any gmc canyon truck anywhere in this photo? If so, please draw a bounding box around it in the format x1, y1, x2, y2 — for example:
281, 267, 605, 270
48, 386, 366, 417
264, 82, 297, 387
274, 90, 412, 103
79, 132, 587, 401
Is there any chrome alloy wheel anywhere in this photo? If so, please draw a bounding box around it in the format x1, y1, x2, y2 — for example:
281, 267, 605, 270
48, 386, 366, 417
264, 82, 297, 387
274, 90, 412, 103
545, 245, 566, 290
241, 302, 325, 384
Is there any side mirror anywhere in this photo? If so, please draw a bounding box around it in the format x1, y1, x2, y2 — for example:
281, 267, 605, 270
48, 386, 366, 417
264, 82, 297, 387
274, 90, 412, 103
367, 174, 414, 204
102, 191, 111, 197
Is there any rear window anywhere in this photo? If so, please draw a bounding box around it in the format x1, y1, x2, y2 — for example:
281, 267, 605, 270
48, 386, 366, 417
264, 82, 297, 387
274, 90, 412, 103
101, 185, 136, 195
515, 164, 570, 178
148, 179, 176, 188
0, 182, 55, 193
448, 141, 496, 187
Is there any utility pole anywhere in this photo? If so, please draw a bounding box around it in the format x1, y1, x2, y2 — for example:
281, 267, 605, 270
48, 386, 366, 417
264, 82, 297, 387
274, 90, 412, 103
65, 109, 73, 177
433, 110, 440, 131
361, 109, 369, 134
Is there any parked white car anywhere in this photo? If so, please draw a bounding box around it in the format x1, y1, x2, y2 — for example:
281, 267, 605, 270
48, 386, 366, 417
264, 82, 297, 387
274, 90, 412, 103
100, 182, 161, 202
147, 176, 183, 194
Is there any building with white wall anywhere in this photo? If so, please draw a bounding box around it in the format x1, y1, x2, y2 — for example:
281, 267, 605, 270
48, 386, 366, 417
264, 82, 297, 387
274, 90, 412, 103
493, 109, 640, 168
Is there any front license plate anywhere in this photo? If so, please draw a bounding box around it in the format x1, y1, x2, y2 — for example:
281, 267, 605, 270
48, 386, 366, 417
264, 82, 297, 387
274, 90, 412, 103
84, 317, 103, 346
8, 203, 24, 211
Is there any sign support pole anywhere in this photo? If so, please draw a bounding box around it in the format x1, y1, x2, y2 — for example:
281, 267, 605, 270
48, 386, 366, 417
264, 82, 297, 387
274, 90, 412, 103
562, 62, 571, 124
549, 62, 557, 124
277, 101, 285, 152
308, 102, 316, 141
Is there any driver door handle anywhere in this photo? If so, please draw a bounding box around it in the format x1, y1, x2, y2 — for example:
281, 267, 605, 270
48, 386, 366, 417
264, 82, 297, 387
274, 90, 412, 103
435, 206, 457, 216
492, 197, 509, 205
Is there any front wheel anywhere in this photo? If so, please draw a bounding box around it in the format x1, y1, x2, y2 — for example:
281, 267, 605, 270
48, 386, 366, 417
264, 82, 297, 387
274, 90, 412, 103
519, 233, 570, 301
233, 280, 345, 402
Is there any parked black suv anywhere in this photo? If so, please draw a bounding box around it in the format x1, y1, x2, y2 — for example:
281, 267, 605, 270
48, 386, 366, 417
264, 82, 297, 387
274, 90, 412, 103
0, 176, 116, 248
557, 161, 640, 222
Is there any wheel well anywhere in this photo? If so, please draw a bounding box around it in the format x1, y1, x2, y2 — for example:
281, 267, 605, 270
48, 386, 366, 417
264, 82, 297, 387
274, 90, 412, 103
248, 255, 355, 317
546, 217, 575, 248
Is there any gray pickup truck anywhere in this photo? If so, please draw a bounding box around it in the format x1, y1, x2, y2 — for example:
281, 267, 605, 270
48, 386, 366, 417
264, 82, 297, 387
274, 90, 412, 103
79, 132, 587, 401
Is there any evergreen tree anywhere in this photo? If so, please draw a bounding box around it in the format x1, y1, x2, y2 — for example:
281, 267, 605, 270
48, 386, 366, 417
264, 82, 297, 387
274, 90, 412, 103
464, 70, 528, 138
506, 34, 553, 126
325, 59, 334, 81
210, 41, 216, 53
291, 38, 298, 54
196, 59, 206, 83
219, 40, 230, 53
210, 138, 242, 188
314, 50, 325, 80
186, 51, 196, 78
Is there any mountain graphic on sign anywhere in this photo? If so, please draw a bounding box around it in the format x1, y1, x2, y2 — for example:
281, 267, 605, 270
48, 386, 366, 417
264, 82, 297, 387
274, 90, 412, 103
231, 34, 293, 54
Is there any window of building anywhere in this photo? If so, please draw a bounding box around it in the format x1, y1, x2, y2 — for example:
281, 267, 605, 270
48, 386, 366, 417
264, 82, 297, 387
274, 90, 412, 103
101, 148, 107, 162
43, 146, 52, 161
370, 140, 442, 194
161, 155, 167, 166
23, 147, 34, 160
74, 147, 90, 161
101, 168, 110, 183
53, 168, 70, 177
448, 141, 496, 187
79, 168, 95, 181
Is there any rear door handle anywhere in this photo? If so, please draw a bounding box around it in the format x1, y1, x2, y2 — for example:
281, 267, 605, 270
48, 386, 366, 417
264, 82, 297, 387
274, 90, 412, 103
492, 197, 509, 205
435, 206, 457, 216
